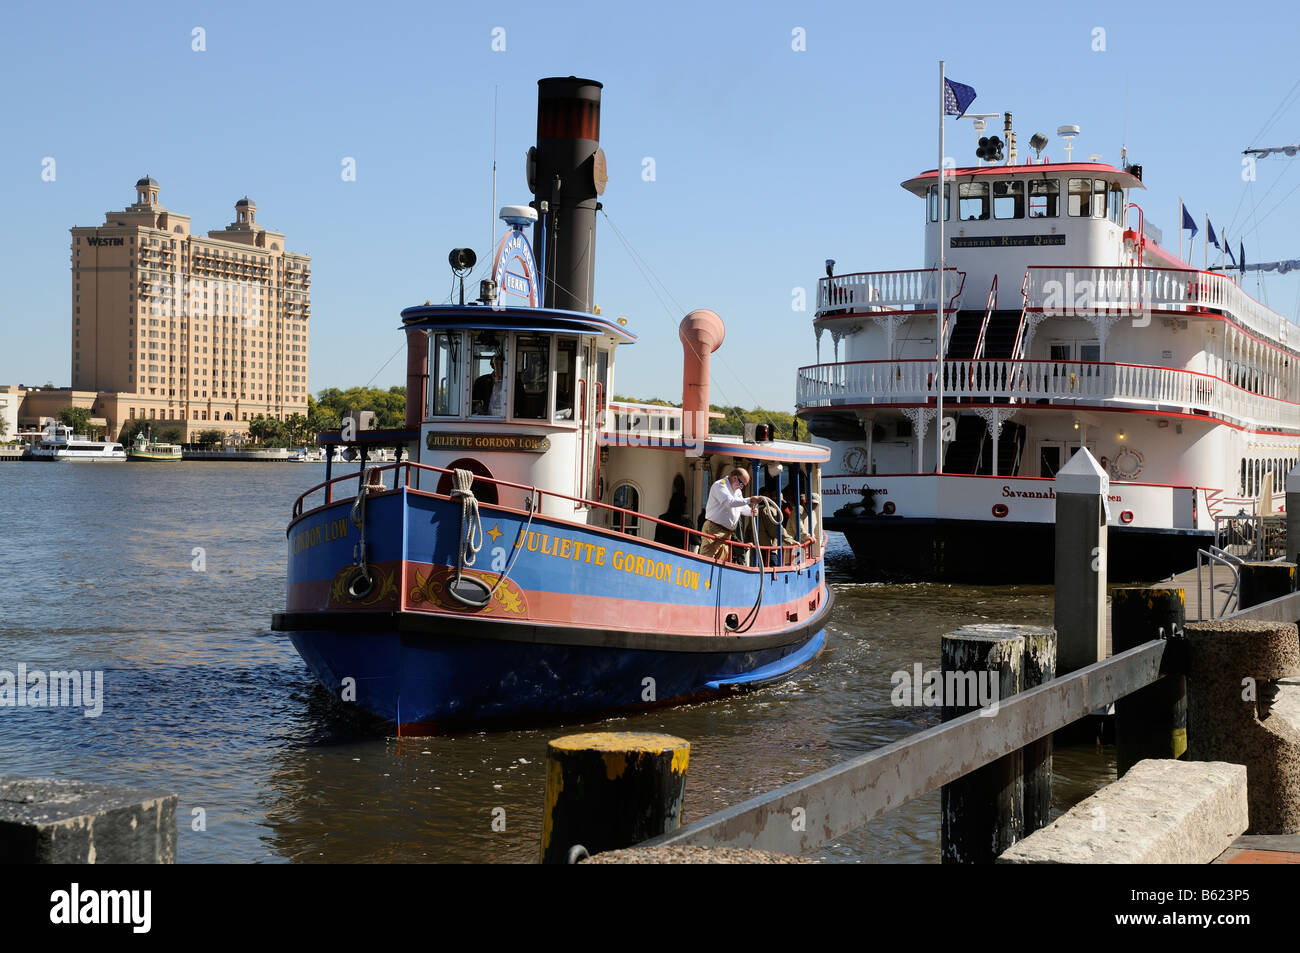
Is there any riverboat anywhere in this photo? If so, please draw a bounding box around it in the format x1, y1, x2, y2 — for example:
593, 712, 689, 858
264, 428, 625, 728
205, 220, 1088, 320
127, 432, 182, 461
797, 118, 1299, 581
272, 78, 833, 732
28, 423, 126, 462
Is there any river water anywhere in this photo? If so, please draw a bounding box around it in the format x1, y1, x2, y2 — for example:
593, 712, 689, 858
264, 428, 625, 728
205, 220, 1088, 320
0, 462, 1114, 862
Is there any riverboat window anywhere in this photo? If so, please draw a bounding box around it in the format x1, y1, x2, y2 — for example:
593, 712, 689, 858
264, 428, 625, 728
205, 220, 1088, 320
1068, 179, 1092, 217
959, 181, 990, 220
596, 348, 610, 410
612, 483, 640, 535
555, 337, 578, 421
1092, 180, 1108, 218
513, 335, 550, 420
993, 180, 1024, 219
1108, 186, 1124, 223
470, 333, 508, 417
1028, 179, 1060, 218
429, 331, 461, 417
927, 184, 951, 222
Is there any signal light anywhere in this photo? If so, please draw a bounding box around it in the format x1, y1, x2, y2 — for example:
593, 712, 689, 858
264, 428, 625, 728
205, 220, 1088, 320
976, 135, 1004, 162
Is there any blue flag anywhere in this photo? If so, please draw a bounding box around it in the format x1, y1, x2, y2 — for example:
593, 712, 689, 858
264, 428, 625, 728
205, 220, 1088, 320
1181, 203, 1198, 239
1240, 240, 1246, 276
943, 79, 976, 118
1208, 220, 1219, 250
1225, 234, 1237, 267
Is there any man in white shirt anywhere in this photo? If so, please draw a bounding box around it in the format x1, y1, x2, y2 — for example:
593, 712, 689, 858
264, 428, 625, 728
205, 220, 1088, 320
700, 468, 760, 560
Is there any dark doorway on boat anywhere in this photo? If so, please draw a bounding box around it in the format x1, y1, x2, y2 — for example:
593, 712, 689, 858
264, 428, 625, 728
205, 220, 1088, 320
435, 457, 499, 506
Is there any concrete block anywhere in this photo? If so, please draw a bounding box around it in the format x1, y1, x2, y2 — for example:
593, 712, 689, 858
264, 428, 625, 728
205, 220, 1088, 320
0, 776, 177, 864
1187, 619, 1300, 833
998, 759, 1247, 864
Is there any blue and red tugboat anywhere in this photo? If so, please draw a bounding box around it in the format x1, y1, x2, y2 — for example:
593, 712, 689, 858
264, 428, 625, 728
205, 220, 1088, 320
272, 78, 832, 732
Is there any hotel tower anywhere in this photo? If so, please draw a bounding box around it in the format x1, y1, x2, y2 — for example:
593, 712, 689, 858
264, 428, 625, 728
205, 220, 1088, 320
61, 176, 310, 439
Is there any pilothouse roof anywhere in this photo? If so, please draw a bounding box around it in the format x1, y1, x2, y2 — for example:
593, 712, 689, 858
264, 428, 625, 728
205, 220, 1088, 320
399, 303, 637, 344
901, 161, 1144, 197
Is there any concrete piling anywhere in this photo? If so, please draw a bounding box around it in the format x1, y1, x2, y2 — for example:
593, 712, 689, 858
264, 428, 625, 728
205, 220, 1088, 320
1186, 618, 1300, 833
940, 625, 1026, 863
1112, 587, 1188, 776
0, 776, 177, 863
540, 731, 689, 864
1053, 450, 1109, 675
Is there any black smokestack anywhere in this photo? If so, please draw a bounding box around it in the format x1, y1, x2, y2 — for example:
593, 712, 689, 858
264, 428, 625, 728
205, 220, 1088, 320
531, 77, 603, 313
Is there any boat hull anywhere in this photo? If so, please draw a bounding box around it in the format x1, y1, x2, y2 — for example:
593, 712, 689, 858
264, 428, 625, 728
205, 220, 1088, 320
828, 514, 1210, 583
274, 487, 832, 731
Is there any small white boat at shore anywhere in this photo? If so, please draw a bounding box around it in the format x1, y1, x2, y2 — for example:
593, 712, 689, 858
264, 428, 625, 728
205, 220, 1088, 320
28, 424, 126, 462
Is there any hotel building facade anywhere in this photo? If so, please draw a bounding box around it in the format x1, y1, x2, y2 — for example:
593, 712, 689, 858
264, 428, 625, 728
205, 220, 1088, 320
29, 176, 312, 439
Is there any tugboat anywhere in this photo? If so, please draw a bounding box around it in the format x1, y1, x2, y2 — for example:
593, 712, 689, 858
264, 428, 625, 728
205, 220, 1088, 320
272, 78, 833, 732
797, 114, 1299, 582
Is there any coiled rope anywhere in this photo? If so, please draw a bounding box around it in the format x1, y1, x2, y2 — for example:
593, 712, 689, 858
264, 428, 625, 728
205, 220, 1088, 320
446, 468, 539, 609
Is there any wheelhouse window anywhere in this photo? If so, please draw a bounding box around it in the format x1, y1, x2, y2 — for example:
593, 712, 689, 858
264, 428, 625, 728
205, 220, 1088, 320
1067, 178, 1092, 217
927, 184, 951, 222
470, 333, 507, 417
429, 330, 461, 417
1029, 179, 1059, 218
993, 180, 1024, 219
1108, 186, 1124, 223
513, 335, 550, 419
555, 337, 578, 421
1092, 179, 1108, 219
958, 181, 989, 220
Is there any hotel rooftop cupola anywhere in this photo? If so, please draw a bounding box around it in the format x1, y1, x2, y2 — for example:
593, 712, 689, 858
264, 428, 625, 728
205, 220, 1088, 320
134, 176, 160, 207
235, 196, 256, 225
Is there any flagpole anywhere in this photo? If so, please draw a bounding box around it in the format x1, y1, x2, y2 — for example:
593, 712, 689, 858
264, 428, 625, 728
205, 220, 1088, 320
1178, 195, 1183, 262
936, 60, 945, 476
1203, 213, 1208, 271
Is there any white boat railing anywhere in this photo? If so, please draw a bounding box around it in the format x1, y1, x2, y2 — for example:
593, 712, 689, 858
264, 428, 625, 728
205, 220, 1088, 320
1023, 266, 1296, 347
795, 358, 1299, 431
816, 268, 965, 316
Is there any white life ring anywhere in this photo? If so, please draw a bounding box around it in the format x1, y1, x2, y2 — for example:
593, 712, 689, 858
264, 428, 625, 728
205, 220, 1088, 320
1111, 447, 1144, 480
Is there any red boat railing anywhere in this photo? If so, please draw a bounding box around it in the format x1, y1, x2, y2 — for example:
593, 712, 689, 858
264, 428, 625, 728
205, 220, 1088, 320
290, 461, 819, 570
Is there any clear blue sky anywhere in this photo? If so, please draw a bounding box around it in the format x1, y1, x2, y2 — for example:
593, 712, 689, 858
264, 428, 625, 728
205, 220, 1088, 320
3, 0, 1299, 411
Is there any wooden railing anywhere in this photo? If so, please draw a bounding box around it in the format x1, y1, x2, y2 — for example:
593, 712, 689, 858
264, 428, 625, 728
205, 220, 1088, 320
795, 358, 1300, 431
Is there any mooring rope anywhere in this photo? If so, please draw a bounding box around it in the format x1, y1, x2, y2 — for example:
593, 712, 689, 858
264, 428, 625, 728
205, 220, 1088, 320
446, 469, 539, 609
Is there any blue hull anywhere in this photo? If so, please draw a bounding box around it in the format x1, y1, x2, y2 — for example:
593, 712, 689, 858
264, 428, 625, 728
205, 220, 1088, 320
289, 623, 828, 730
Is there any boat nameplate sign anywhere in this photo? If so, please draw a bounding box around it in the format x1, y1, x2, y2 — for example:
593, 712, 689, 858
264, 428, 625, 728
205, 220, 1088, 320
493, 225, 540, 308
950, 235, 1066, 248
426, 432, 551, 453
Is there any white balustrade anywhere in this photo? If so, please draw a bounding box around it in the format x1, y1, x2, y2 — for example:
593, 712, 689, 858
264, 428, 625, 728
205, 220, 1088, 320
817, 269, 964, 315
796, 359, 1297, 432
1024, 266, 1295, 345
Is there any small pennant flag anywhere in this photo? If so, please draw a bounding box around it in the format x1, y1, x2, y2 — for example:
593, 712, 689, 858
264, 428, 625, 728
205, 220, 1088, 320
1181, 203, 1198, 239
1208, 220, 1220, 250
1225, 235, 1237, 267
943, 79, 977, 119
1240, 240, 1246, 276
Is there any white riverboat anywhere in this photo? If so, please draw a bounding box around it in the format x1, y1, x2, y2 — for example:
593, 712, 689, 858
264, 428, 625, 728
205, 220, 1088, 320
797, 133, 1299, 582
28, 423, 126, 462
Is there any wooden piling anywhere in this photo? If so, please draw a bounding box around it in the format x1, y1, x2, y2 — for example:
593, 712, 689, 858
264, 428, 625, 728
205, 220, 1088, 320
1112, 587, 1188, 776
0, 776, 177, 863
540, 731, 689, 864
1238, 561, 1298, 610
941, 625, 1025, 863
1053, 451, 1109, 675
1021, 627, 1057, 836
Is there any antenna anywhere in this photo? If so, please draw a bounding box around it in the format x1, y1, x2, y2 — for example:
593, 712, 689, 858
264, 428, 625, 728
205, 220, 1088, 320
1058, 124, 1080, 162
490, 85, 499, 260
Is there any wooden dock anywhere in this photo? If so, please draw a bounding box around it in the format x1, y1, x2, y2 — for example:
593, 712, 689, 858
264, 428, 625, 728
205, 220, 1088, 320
1103, 563, 1238, 658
